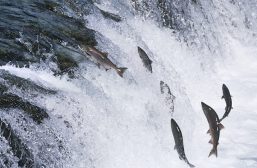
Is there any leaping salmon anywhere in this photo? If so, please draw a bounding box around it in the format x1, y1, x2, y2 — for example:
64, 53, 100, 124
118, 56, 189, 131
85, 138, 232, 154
160, 81, 176, 115
137, 47, 153, 73
82, 45, 127, 77
220, 84, 232, 122
201, 102, 224, 157
170, 119, 195, 167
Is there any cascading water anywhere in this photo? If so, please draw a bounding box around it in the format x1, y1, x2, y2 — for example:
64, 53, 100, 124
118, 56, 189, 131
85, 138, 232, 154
0, 0, 257, 168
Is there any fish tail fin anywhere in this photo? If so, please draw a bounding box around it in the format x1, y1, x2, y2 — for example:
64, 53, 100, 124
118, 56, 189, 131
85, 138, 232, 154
185, 159, 195, 167
117, 67, 128, 77
219, 116, 225, 122
188, 162, 195, 168
208, 148, 217, 157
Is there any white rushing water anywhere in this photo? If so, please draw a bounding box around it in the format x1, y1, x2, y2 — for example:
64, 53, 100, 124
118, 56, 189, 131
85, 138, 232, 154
2, 0, 257, 167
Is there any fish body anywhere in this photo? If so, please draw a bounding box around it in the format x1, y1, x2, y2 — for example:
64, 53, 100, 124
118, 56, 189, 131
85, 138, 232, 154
220, 84, 232, 121
171, 119, 195, 167
137, 47, 153, 73
83, 46, 127, 77
201, 102, 224, 157
160, 81, 176, 114
100, 9, 122, 22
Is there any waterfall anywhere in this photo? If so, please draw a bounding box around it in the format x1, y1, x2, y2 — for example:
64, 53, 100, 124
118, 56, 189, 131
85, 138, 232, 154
0, 0, 257, 167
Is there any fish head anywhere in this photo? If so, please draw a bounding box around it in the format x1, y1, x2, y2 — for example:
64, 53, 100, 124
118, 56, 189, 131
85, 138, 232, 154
201, 102, 214, 112
171, 118, 176, 127
201, 102, 211, 114
222, 84, 228, 92
201, 102, 208, 108
137, 46, 143, 52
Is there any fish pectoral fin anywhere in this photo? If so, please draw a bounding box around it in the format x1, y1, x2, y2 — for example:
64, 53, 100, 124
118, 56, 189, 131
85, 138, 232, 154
208, 139, 213, 144
218, 123, 225, 130
185, 160, 195, 168
188, 163, 195, 168
207, 129, 211, 134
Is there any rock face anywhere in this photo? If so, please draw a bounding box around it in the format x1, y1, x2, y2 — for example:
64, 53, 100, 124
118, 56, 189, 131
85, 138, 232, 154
0, 0, 198, 167
0, 0, 97, 70
0, 0, 98, 167
0, 119, 35, 167
130, 0, 192, 32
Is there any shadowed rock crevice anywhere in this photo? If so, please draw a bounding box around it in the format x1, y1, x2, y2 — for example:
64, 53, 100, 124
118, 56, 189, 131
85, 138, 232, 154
0, 70, 54, 124
0, 119, 36, 167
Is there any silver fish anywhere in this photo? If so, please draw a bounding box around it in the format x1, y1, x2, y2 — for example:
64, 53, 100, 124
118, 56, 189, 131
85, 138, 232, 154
82, 45, 127, 77
137, 46, 153, 73
201, 102, 224, 157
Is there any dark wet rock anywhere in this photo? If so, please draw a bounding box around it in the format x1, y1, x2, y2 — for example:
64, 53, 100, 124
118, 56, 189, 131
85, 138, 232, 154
0, 154, 13, 168
0, 84, 8, 95
52, 43, 85, 77
0, 150, 17, 168
130, 0, 192, 33
0, 0, 98, 166
0, 93, 48, 124
157, 0, 178, 29
64, 0, 95, 17
0, 0, 97, 72
191, 0, 197, 4
0, 119, 35, 167
66, 0, 122, 22
55, 53, 78, 77
0, 70, 56, 94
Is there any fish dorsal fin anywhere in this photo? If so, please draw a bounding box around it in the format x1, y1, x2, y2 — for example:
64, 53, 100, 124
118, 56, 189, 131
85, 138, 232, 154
101, 52, 108, 57
207, 129, 210, 134
218, 123, 225, 130
208, 139, 213, 144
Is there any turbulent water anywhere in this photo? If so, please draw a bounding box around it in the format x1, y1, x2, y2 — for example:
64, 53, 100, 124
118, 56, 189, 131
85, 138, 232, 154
0, 0, 257, 168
